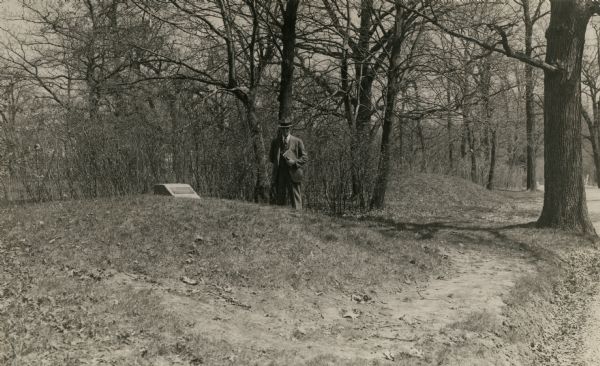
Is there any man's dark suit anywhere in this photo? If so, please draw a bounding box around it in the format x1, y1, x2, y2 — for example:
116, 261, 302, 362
269, 134, 308, 209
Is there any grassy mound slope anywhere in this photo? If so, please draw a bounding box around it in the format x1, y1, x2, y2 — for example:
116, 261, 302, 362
388, 174, 504, 207
0, 194, 454, 365
379, 173, 511, 220
0, 174, 597, 365
0, 196, 447, 292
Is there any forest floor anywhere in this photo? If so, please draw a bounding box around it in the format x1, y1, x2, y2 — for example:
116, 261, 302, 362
0, 174, 599, 365
580, 188, 600, 366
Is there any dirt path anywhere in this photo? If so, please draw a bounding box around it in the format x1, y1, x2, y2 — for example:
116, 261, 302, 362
0, 189, 544, 365
581, 188, 600, 365
94, 244, 534, 365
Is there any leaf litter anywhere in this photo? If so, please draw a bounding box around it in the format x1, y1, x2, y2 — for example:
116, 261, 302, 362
0, 178, 586, 365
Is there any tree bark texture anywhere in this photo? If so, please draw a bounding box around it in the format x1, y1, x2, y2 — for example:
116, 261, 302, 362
370, 4, 404, 209
417, 120, 426, 172
523, 0, 538, 191
354, 0, 374, 134
525, 63, 537, 190
467, 122, 477, 184
446, 84, 454, 172
486, 129, 497, 190
594, 26, 600, 188
480, 57, 495, 189
246, 103, 269, 203
462, 99, 477, 183
349, 0, 376, 203
538, 0, 595, 233
278, 0, 300, 123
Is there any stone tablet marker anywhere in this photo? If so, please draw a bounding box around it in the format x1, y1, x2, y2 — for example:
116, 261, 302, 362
153, 183, 200, 199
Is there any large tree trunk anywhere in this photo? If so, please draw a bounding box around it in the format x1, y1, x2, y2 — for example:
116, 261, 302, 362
467, 123, 477, 183
354, 0, 374, 134
537, 1, 595, 234
446, 84, 454, 172
370, 4, 404, 209
246, 103, 269, 203
278, 0, 300, 123
460, 127, 467, 158
523, 0, 538, 191
486, 129, 497, 190
525, 63, 537, 190
417, 120, 427, 172
462, 102, 477, 183
595, 26, 600, 188
479, 56, 494, 188
369, 82, 398, 208
350, 0, 376, 205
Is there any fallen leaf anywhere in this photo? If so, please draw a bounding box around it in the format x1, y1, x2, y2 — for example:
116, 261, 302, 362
383, 351, 395, 361
351, 294, 372, 303
399, 346, 424, 359
181, 276, 198, 285
342, 309, 360, 319
89, 269, 103, 281
191, 357, 204, 365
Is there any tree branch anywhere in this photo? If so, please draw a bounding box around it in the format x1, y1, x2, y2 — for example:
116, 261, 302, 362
398, 3, 559, 73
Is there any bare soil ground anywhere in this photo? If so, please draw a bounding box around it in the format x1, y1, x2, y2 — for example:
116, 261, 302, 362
1, 174, 598, 365
579, 188, 600, 366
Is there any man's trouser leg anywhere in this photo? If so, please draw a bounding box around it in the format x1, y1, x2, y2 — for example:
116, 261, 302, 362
276, 168, 289, 206
290, 182, 302, 210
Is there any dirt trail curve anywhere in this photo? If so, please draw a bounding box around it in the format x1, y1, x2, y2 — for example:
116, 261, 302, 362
582, 188, 600, 365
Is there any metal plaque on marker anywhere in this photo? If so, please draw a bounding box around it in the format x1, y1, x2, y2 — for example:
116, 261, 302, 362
153, 184, 200, 199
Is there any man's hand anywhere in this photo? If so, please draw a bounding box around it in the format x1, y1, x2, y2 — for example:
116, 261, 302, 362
286, 158, 297, 167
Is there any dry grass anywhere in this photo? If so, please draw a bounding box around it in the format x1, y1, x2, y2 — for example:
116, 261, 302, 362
1, 173, 598, 365
0, 196, 447, 291
389, 174, 505, 207
0, 190, 450, 365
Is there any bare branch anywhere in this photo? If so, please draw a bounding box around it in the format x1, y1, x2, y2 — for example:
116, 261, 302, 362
398, 3, 559, 73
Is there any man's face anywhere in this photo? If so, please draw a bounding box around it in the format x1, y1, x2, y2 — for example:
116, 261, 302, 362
280, 127, 291, 138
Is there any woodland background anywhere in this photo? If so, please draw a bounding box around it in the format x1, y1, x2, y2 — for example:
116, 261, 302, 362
1, 0, 599, 213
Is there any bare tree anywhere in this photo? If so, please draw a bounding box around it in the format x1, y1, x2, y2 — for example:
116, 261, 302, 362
371, 1, 425, 209
132, 0, 277, 202
582, 23, 600, 188
404, 0, 598, 234
278, 0, 301, 124
517, 0, 547, 191
535, 1, 596, 233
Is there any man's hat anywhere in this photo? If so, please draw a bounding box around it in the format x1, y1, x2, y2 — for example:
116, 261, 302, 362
278, 118, 293, 128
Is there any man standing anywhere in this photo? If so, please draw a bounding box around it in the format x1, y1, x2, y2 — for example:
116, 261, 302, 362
269, 119, 308, 209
